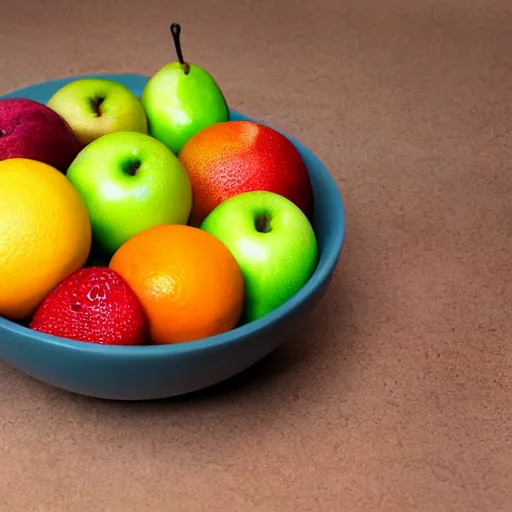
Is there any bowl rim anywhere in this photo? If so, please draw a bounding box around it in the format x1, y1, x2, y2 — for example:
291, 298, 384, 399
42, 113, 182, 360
0, 73, 346, 359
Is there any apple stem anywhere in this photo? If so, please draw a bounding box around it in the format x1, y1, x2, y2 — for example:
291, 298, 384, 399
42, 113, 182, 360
170, 23, 190, 75
255, 214, 272, 233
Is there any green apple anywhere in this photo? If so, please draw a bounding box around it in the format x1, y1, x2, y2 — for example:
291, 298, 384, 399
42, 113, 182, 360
140, 23, 229, 155
66, 131, 192, 256
201, 191, 318, 323
47, 78, 148, 146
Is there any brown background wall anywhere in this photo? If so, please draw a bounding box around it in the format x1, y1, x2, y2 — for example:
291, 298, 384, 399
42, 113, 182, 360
1, 0, 511, 510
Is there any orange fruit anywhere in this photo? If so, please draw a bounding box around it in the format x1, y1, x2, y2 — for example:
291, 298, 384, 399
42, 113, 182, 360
0, 158, 92, 320
109, 224, 245, 344
178, 120, 312, 226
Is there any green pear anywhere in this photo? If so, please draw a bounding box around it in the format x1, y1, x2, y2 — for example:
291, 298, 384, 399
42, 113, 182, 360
140, 23, 229, 154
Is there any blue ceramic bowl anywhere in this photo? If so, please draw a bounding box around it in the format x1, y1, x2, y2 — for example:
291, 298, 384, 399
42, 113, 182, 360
0, 74, 345, 400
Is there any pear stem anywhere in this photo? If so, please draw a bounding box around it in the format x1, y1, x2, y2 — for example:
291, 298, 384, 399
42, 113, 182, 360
170, 23, 190, 75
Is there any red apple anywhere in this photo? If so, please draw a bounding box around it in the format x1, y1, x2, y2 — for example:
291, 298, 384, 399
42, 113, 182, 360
178, 120, 313, 226
0, 98, 83, 172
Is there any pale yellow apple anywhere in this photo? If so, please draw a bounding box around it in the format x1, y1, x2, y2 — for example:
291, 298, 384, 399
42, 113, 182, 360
47, 78, 148, 146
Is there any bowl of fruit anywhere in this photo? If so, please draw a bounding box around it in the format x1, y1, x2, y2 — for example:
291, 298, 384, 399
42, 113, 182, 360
0, 24, 345, 400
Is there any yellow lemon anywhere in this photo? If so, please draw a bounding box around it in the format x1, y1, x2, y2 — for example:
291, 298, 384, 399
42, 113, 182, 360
0, 158, 92, 320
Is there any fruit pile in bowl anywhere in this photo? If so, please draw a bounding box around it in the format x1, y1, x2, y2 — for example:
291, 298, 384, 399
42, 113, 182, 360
0, 24, 345, 400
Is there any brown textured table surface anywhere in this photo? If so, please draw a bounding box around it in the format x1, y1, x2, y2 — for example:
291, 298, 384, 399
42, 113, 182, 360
1, 0, 511, 510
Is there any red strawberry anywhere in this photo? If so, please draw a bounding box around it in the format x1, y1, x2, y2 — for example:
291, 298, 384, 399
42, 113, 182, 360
30, 267, 147, 345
